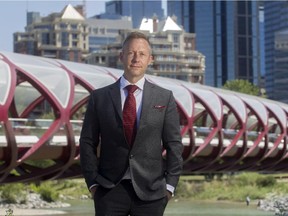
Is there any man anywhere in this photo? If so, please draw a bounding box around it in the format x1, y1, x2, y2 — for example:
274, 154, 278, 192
80, 31, 183, 216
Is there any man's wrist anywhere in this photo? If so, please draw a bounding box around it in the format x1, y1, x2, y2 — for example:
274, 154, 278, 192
89, 184, 98, 192
166, 184, 175, 197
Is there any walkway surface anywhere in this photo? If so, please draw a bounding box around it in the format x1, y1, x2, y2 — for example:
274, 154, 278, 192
0, 208, 66, 215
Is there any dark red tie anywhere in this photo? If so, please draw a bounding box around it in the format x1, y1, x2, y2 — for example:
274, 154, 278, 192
123, 85, 138, 147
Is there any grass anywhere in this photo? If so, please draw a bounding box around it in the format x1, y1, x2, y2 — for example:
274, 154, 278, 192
34, 179, 90, 199
0, 179, 90, 204
175, 172, 288, 202
1, 172, 288, 205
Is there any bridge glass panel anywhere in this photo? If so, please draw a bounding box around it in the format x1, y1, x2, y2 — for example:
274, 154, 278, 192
0, 60, 10, 105
240, 96, 268, 125
262, 100, 286, 128
216, 92, 246, 123
14, 82, 41, 115
222, 105, 238, 129
147, 76, 193, 117
101, 67, 123, 79
73, 84, 89, 106
58, 60, 116, 89
186, 85, 222, 121
3, 52, 71, 108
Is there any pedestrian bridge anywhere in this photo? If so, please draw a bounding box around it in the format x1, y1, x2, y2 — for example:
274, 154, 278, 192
1, 51, 288, 183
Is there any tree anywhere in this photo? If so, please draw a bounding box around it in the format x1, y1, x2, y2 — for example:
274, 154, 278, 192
223, 79, 261, 96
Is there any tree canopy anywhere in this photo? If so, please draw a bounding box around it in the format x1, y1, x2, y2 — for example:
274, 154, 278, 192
223, 79, 260, 96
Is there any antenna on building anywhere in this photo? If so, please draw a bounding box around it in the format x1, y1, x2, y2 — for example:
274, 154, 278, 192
83, 0, 87, 18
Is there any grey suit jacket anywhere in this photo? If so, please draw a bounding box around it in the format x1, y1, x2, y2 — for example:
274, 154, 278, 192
80, 78, 183, 201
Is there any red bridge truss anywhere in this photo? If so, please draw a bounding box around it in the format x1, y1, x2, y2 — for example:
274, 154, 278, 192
0, 51, 288, 183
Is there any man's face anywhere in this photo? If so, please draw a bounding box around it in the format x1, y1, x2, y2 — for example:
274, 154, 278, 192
120, 38, 153, 81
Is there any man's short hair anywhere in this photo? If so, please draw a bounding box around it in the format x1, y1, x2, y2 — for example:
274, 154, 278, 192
122, 31, 151, 52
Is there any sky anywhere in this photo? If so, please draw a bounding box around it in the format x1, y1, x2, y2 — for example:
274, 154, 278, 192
0, 0, 167, 52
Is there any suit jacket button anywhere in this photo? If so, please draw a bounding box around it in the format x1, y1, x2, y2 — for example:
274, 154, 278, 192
130, 155, 134, 159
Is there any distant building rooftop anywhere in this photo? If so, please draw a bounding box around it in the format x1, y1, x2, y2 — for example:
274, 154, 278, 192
61, 4, 84, 20
140, 16, 182, 33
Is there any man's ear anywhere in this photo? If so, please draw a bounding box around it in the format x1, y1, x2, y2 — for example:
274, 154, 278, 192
149, 55, 154, 65
119, 51, 123, 62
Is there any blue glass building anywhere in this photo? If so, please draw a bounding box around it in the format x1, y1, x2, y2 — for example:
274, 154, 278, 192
274, 30, 288, 103
105, 0, 164, 28
264, 1, 288, 100
167, 0, 260, 88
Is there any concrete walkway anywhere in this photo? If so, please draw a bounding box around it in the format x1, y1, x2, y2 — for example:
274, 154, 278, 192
0, 208, 67, 215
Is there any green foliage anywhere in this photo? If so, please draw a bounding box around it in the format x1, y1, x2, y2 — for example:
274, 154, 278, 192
56, 179, 90, 198
25, 159, 56, 168
0, 179, 90, 206
175, 172, 288, 202
0, 174, 285, 207
223, 79, 260, 96
256, 175, 276, 187
72, 106, 86, 120
39, 187, 59, 202
0, 183, 27, 204
175, 180, 194, 198
233, 172, 260, 187
40, 112, 55, 119
36, 182, 59, 202
29, 179, 90, 202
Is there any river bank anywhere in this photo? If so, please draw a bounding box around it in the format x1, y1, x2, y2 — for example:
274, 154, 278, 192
0, 209, 66, 216
0, 199, 273, 216
1, 173, 288, 215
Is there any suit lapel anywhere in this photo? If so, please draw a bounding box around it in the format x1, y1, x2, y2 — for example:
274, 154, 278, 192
108, 80, 122, 121
138, 80, 155, 130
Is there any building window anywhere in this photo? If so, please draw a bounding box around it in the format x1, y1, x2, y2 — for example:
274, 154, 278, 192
173, 34, 179, 43
93, 28, 98, 34
41, 33, 50, 45
157, 55, 163, 60
100, 28, 105, 34
72, 34, 78, 39
71, 24, 78, 30
72, 41, 77, 47
61, 32, 69, 46
60, 23, 67, 29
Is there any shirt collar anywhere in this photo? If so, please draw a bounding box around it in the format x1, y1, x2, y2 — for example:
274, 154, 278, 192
120, 76, 145, 91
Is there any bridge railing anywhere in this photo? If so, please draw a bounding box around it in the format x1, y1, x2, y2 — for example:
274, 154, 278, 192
0, 118, 82, 147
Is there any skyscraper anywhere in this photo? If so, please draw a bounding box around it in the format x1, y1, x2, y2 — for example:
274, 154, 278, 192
105, 0, 164, 28
168, 0, 261, 88
264, 1, 288, 100
274, 30, 288, 103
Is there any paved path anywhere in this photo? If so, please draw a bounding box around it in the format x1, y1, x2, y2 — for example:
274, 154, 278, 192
0, 208, 66, 215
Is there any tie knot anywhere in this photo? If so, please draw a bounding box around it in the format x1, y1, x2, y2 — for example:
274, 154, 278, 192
126, 85, 138, 94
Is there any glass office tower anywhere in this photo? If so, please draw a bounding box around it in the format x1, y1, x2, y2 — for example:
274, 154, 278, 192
274, 30, 288, 103
168, 0, 260, 88
105, 0, 164, 28
264, 1, 288, 100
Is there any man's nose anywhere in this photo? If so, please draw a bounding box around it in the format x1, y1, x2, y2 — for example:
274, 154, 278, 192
132, 53, 140, 61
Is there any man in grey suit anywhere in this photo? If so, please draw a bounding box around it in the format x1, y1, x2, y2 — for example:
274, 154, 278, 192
80, 31, 183, 216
